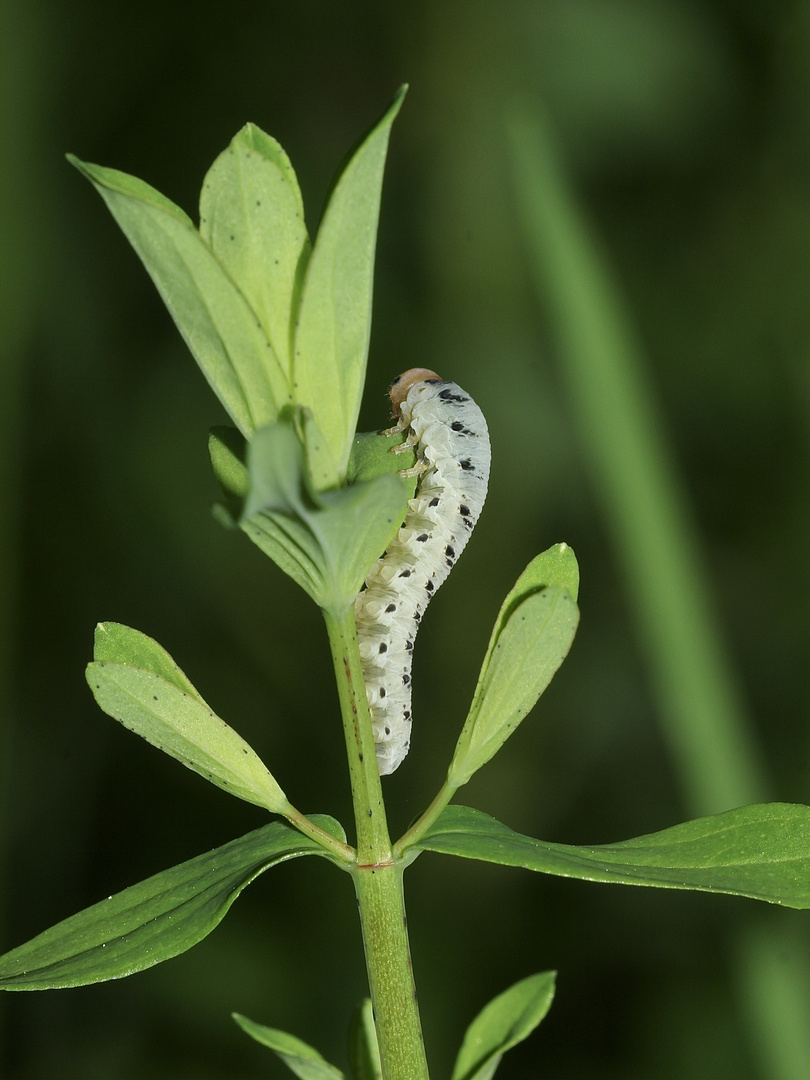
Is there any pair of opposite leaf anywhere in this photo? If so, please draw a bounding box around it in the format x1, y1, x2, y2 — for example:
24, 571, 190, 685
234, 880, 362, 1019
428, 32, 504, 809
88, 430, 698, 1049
86, 542, 579, 823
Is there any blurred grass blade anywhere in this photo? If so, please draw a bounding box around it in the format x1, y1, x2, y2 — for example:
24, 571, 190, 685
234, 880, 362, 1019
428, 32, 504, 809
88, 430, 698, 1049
199, 123, 311, 379
449, 546, 580, 787
413, 804, 810, 908
507, 104, 810, 1080
0, 817, 343, 990
451, 972, 556, 1080
348, 999, 382, 1080
68, 155, 291, 436
87, 624, 289, 814
293, 86, 407, 477
507, 109, 766, 816
232, 1014, 344, 1079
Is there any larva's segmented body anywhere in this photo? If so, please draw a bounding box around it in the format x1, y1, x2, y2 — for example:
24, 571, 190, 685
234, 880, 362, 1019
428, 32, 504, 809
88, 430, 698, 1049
355, 368, 491, 775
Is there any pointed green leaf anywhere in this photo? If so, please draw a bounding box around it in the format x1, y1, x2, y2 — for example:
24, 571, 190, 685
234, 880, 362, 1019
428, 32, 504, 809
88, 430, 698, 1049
470, 544, 579, 697
293, 86, 407, 476
93, 621, 204, 700
199, 123, 310, 378
451, 972, 556, 1080
87, 628, 288, 813
233, 1014, 344, 1080
348, 999, 382, 1080
68, 155, 291, 435
448, 583, 579, 787
0, 817, 344, 990
413, 804, 810, 908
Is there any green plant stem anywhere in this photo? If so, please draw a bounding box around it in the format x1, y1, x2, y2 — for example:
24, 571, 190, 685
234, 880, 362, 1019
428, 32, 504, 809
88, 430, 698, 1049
282, 803, 356, 865
352, 863, 428, 1080
324, 608, 430, 1080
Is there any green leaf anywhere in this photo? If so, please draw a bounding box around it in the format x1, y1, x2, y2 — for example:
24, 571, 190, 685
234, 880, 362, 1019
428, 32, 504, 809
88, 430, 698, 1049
86, 624, 288, 814
199, 123, 310, 379
413, 804, 810, 908
67, 155, 291, 436
241, 416, 411, 615
0, 817, 344, 990
451, 972, 556, 1080
93, 621, 204, 699
233, 1014, 344, 1080
448, 567, 579, 787
293, 86, 407, 477
348, 999, 382, 1080
347, 428, 416, 485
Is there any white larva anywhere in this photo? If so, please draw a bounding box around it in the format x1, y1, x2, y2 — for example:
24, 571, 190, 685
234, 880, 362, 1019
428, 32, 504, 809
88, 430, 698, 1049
354, 368, 491, 775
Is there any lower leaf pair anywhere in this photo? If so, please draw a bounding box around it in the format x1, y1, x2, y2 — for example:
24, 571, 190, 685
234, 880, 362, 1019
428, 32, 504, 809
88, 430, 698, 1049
236, 971, 555, 1080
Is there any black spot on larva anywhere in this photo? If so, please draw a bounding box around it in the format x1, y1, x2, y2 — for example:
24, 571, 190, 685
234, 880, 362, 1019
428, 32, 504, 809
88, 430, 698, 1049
416, 533, 430, 542
380, 688, 386, 698
451, 420, 465, 432
460, 504, 470, 516
429, 497, 440, 507
446, 545, 456, 559
402, 674, 411, 685
425, 580, 434, 592
424, 377, 442, 384
413, 611, 422, 622
403, 710, 411, 719
399, 569, 412, 578
378, 642, 388, 653
386, 603, 396, 613
460, 458, 474, 471
385, 726, 391, 735
405, 639, 414, 651
439, 388, 469, 404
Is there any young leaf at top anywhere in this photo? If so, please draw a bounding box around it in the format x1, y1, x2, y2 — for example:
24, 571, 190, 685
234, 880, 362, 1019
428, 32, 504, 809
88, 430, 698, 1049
0, 816, 344, 990
451, 971, 556, 1080
293, 86, 407, 478
67, 156, 291, 436
413, 803, 810, 909
233, 1014, 344, 1079
448, 545, 580, 788
348, 998, 383, 1080
87, 623, 289, 815
199, 123, 311, 381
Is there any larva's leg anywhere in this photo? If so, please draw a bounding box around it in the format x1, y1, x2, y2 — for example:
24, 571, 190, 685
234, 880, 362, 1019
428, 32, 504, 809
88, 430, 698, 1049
397, 458, 430, 479
389, 431, 419, 453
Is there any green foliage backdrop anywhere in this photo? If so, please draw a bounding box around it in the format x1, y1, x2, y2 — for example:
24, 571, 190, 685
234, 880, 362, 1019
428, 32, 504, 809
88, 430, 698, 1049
1, 2, 809, 1078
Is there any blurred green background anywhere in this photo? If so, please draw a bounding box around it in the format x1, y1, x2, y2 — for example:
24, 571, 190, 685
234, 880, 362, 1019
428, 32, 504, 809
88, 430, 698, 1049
2, 1, 809, 1077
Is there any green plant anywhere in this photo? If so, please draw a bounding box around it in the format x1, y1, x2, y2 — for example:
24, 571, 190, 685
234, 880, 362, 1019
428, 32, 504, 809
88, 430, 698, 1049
2, 87, 810, 1080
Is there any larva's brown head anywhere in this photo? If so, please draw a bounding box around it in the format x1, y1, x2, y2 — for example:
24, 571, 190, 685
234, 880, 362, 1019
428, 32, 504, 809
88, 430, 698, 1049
389, 368, 442, 416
